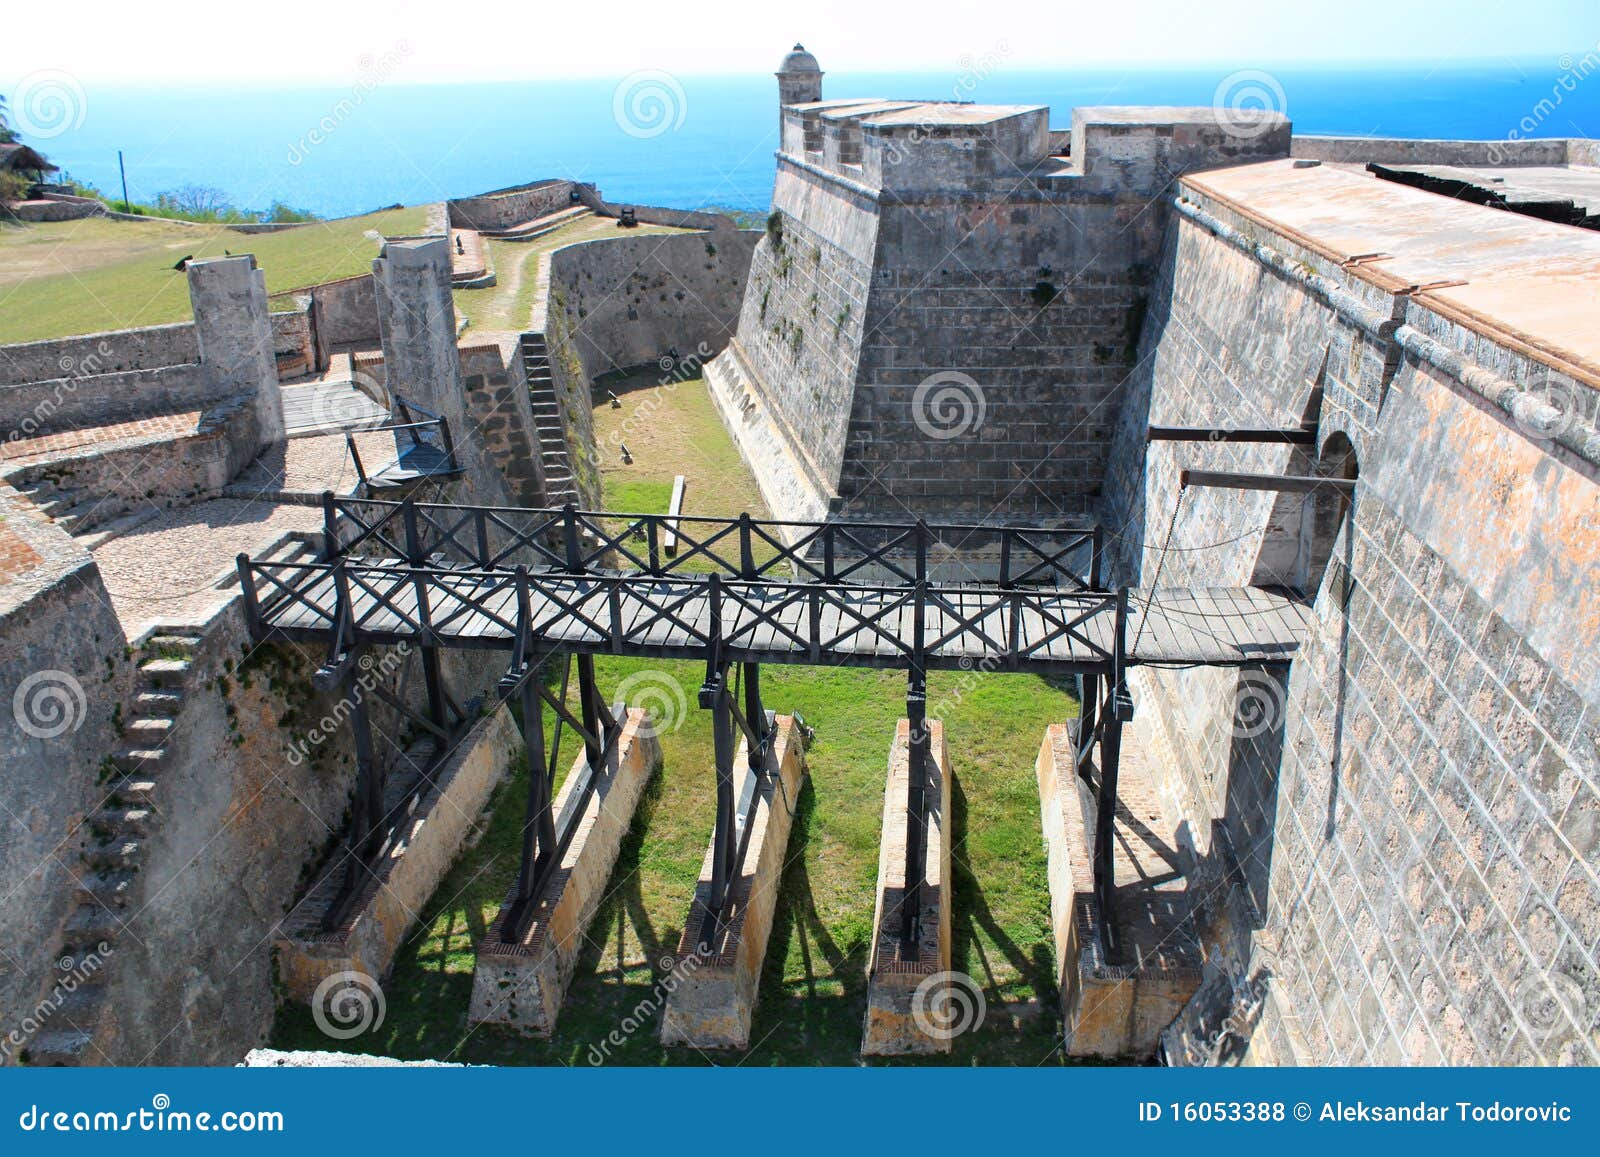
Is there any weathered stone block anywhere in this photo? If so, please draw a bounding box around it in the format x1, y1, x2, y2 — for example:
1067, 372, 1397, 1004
467, 708, 661, 1034
862, 719, 952, 1056
661, 715, 807, 1049
277, 705, 519, 1002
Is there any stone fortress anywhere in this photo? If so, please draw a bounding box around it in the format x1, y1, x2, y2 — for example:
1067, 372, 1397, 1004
0, 42, 1596, 1066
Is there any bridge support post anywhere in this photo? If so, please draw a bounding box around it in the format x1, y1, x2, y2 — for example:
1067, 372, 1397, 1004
470, 705, 661, 1034
662, 714, 807, 1049
1092, 588, 1133, 964
863, 717, 952, 1055
699, 662, 738, 950
900, 580, 930, 953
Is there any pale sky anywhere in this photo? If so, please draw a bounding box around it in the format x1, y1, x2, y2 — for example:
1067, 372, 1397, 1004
3, 0, 1595, 85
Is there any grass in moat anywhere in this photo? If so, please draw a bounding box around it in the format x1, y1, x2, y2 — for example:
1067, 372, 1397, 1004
450, 220, 685, 335
269, 373, 1078, 1065
0, 206, 431, 343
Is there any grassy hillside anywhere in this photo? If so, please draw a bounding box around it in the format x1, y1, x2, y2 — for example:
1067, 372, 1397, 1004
0, 206, 431, 343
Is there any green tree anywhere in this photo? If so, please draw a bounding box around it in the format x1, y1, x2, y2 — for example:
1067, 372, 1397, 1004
0, 95, 18, 144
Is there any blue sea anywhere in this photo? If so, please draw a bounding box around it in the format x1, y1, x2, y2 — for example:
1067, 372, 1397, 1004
37, 61, 1600, 220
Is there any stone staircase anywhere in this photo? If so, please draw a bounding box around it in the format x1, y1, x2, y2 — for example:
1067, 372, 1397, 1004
483, 205, 590, 242
519, 333, 578, 505
22, 628, 202, 1066
9, 474, 162, 547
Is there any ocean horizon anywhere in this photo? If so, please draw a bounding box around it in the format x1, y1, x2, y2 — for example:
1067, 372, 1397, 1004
26, 59, 1600, 220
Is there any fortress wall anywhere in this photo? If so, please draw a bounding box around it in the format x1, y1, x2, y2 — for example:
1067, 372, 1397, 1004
1289, 136, 1577, 167
447, 180, 574, 231
308, 274, 379, 348
0, 490, 133, 1054
0, 363, 214, 440
729, 161, 880, 501
547, 229, 759, 381
839, 191, 1164, 519
460, 339, 548, 508
0, 324, 198, 388
1106, 189, 1600, 1065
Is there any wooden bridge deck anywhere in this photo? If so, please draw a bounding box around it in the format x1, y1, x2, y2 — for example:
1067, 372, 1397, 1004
250, 560, 1313, 672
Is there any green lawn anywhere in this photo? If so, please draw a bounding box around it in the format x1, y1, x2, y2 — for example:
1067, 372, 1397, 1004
451, 218, 685, 335
0, 206, 430, 343
269, 373, 1079, 1065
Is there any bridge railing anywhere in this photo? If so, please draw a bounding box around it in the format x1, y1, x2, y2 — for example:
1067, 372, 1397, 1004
237, 556, 1122, 669
320, 495, 1103, 591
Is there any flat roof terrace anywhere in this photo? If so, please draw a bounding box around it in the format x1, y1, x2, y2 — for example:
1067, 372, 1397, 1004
1183, 159, 1600, 381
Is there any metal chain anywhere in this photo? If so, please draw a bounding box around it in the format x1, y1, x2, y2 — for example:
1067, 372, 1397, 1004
1131, 483, 1187, 656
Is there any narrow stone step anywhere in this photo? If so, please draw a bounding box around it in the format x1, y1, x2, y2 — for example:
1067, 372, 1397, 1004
112, 779, 157, 808
21, 1028, 97, 1066
63, 902, 123, 942
133, 690, 184, 716
91, 806, 153, 837
87, 837, 142, 871
124, 717, 173, 744
137, 659, 190, 688
113, 747, 165, 773
143, 634, 199, 658
77, 870, 137, 908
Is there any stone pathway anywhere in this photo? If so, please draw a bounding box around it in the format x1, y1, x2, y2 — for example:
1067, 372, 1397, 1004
91, 498, 321, 631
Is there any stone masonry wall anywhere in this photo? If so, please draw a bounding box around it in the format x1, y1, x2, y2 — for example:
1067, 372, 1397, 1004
0, 490, 134, 1052
0, 324, 198, 389
547, 230, 759, 381
1102, 185, 1600, 1065
448, 180, 574, 232
733, 161, 877, 506
841, 189, 1163, 520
